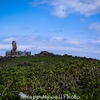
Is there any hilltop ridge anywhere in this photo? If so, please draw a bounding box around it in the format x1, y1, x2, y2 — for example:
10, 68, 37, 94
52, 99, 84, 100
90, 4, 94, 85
0, 51, 99, 63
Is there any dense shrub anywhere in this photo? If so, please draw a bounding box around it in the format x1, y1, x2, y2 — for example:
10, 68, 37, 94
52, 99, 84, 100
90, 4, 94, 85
0, 56, 100, 99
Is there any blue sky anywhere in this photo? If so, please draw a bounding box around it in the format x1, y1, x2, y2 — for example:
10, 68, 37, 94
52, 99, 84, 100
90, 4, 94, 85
0, 0, 100, 59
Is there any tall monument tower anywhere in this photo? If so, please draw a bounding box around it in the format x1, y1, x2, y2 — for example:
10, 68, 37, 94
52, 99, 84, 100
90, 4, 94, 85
12, 41, 17, 51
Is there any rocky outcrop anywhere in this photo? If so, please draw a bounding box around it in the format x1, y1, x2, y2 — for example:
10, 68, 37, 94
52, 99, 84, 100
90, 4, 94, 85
35, 51, 54, 56
0, 56, 15, 63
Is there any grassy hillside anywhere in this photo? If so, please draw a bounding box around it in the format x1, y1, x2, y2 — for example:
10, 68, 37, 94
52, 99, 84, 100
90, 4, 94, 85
0, 55, 100, 100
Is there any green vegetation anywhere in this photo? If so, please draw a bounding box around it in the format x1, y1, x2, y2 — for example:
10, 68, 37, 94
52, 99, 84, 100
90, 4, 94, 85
0, 55, 100, 100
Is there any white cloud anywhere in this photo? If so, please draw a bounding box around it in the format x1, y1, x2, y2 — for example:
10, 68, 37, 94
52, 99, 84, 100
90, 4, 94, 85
50, 37, 63, 42
3, 37, 16, 42
30, 0, 100, 18
65, 39, 81, 45
89, 22, 100, 32
51, 4, 68, 18
0, 44, 11, 50
0, 36, 82, 50
37, 45, 81, 51
91, 38, 100, 44
1, 35, 100, 59
18, 45, 36, 51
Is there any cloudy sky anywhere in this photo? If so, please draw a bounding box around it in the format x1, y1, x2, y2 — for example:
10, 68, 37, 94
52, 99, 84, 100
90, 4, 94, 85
0, 0, 100, 59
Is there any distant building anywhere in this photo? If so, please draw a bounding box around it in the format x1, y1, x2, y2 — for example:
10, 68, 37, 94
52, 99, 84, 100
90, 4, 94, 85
5, 41, 31, 57
5, 51, 31, 57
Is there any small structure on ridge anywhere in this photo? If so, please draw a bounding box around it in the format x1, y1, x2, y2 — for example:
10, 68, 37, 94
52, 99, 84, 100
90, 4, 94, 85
5, 41, 31, 57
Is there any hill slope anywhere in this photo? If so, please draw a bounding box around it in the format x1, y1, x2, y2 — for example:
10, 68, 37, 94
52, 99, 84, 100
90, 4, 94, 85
0, 55, 100, 100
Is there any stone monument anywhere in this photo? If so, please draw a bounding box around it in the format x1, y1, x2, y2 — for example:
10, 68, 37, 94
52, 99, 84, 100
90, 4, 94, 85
10, 41, 18, 55
12, 41, 17, 51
